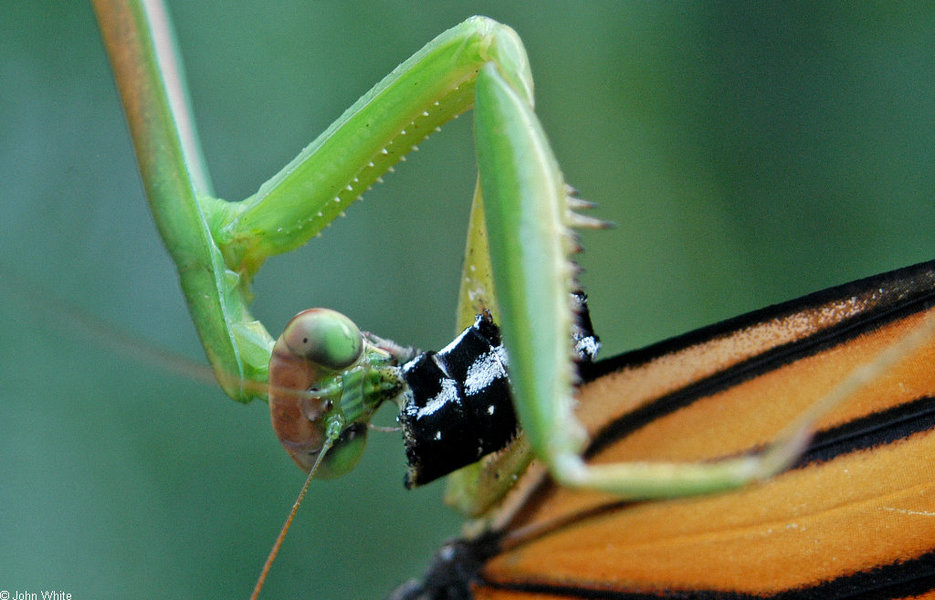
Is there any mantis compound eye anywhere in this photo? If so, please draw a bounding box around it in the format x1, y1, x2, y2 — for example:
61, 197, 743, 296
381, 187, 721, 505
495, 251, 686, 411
282, 308, 363, 370
315, 423, 369, 479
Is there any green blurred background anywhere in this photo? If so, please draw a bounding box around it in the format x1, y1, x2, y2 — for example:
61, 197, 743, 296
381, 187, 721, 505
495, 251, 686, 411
1, 2, 933, 598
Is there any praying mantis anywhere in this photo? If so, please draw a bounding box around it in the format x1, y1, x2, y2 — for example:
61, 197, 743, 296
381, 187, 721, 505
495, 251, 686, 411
2, 3, 934, 599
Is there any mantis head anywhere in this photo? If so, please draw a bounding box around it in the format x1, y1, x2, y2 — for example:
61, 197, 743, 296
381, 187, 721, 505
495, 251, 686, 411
268, 308, 400, 479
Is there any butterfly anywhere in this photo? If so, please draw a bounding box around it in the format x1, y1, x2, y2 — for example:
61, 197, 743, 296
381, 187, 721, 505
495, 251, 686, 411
393, 259, 935, 599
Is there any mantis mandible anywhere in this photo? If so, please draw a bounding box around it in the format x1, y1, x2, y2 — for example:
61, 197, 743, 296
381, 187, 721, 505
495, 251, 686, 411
4, 3, 932, 598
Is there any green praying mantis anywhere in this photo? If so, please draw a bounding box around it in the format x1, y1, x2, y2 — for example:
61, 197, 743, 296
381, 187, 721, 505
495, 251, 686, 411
2, 3, 934, 599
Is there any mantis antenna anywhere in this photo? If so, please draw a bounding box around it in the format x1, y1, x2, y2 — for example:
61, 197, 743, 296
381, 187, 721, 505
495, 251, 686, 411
249, 434, 336, 600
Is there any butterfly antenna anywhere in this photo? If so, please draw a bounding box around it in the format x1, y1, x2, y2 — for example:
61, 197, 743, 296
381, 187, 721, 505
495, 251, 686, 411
249, 436, 335, 600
